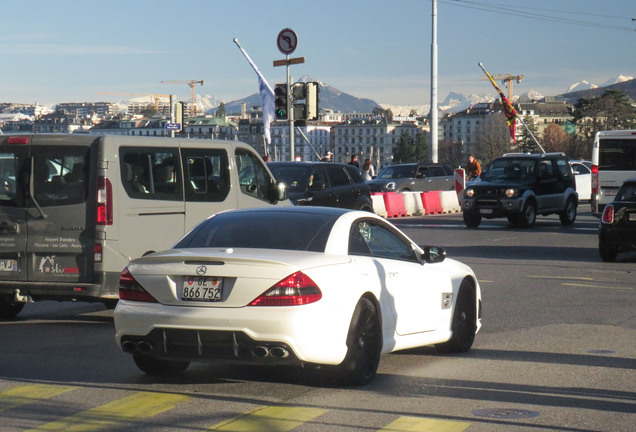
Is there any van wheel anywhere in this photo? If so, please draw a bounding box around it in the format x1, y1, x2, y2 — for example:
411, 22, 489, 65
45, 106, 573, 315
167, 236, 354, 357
0, 295, 25, 319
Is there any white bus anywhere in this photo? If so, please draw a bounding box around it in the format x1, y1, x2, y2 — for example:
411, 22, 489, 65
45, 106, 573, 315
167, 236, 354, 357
591, 129, 636, 216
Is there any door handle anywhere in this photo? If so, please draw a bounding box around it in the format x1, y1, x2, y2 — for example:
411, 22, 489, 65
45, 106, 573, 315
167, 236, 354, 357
0, 222, 18, 234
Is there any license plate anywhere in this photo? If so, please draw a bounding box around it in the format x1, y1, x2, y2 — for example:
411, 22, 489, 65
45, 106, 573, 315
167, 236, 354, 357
604, 189, 617, 197
629, 213, 636, 222
479, 208, 493, 215
0, 259, 18, 272
182, 276, 223, 302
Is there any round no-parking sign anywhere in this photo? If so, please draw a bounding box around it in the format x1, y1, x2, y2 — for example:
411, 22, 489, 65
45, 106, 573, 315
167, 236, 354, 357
277, 28, 298, 55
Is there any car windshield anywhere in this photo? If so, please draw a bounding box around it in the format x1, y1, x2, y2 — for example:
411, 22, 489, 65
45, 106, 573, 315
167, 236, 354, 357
615, 183, 636, 202
267, 165, 310, 192
174, 210, 337, 252
482, 158, 536, 181
376, 165, 415, 179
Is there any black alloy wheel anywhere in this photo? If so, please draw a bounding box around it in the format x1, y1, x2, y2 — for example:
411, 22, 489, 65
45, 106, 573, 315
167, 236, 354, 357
338, 297, 382, 386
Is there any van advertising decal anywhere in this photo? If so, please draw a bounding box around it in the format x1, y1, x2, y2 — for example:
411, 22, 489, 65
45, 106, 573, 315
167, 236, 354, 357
37, 256, 79, 275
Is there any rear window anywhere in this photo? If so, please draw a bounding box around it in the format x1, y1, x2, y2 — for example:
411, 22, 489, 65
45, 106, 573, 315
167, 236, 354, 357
599, 139, 636, 171
32, 148, 90, 207
174, 211, 337, 252
615, 183, 636, 202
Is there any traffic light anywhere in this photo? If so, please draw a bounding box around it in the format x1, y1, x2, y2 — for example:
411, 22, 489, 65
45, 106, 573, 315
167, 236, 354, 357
291, 82, 306, 100
305, 82, 319, 120
274, 83, 288, 120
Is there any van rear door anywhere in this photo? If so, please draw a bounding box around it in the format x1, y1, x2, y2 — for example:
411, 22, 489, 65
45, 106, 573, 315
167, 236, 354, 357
0, 137, 28, 282
0, 135, 96, 286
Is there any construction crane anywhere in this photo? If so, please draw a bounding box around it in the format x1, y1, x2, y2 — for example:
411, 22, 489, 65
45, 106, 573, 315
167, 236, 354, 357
98, 92, 170, 111
160, 80, 205, 116
480, 73, 524, 101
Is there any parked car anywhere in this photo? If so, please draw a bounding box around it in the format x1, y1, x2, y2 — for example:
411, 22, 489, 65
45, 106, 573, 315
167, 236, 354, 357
366, 163, 455, 193
267, 161, 373, 212
114, 207, 482, 385
461, 153, 578, 228
570, 160, 592, 201
598, 177, 636, 262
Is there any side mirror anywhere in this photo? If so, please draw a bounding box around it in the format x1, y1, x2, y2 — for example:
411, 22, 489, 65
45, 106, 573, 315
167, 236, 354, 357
270, 181, 288, 203
421, 245, 446, 263
310, 180, 327, 191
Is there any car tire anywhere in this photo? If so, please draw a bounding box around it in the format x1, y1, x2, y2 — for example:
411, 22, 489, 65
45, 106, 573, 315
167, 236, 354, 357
0, 295, 25, 319
519, 200, 536, 228
599, 241, 618, 262
436, 280, 477, 354
133, 354, 190, 376
463, 211, 481, 228
337, 297, 382, 386
559, 197, 577, 225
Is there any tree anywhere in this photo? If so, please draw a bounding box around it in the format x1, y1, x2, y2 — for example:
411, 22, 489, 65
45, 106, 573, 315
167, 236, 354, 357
393, 131, 429, 163
516, 115, 540, 153
216, 102, 226, 118
475, 113, 510, 166
438, 139, 464, 168
542, 123, 569, 154
572, 89, 636, 147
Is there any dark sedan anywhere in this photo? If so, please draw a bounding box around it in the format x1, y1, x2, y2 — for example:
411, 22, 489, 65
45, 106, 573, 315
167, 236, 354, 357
267, 161, 374, 212
599, 177, 636, 262
366, 163, 454, 193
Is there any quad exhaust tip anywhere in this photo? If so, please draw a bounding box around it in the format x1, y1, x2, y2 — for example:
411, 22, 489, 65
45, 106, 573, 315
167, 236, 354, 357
252, 346, 289, 359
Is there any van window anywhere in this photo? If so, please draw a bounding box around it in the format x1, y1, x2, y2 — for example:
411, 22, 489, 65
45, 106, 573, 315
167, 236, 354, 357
0, 153, 19, 206
32, 149, 89, 206
182, 148, 231, 202
119, 147, 182, 201
235, 149, 271, 201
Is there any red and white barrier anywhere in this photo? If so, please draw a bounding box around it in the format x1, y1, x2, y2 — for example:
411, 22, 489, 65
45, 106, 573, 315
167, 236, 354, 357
372, 190, 460, 217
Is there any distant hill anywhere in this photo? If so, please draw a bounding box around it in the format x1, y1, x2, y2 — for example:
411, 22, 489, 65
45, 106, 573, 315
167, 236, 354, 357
559, 78, 636, 102
214, 76, 382, 115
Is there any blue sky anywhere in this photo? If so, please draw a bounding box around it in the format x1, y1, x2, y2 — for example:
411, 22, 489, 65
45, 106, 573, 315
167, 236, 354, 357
1, 0, 634, 107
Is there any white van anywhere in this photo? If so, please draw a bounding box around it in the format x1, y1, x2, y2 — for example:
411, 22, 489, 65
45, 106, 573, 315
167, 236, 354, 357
0, 134, 288, 318
591, 130, 636, 216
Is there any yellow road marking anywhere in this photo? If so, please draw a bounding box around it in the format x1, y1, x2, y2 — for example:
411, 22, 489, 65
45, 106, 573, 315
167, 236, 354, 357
24, 391, 189, 432
380, 416, 471, 432
528, 275, 594, 281
209, 406, 328, 431
561, 282, 632, 290
0, 384, 77, 412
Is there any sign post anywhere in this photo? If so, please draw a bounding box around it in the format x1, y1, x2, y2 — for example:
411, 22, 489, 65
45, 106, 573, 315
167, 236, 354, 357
274, 28, 303, 161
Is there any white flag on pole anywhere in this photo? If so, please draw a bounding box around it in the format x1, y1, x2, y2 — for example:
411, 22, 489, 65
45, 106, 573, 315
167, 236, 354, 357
233, 38, 275, 145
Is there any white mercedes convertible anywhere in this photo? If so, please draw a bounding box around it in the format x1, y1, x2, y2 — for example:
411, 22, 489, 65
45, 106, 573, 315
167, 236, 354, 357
114, 206, 482, 385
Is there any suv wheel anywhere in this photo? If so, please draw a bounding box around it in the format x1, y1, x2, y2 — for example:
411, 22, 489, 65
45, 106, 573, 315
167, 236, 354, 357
559, 197, 577, 225
519, 200, 536, 228
463, 211, 481, 228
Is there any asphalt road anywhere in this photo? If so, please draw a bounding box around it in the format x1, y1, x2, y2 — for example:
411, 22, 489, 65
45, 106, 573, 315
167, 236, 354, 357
0, 207, 634, 432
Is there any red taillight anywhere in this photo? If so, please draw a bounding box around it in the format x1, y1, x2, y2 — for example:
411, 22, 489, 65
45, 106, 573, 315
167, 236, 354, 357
601, 204, 614, 224
97, 176, 113, 225
7, 136, 29, 144
94, 243, 102, 263
591, 165, 599, 195
249, 271, 322, 306
118, 267, 157, 302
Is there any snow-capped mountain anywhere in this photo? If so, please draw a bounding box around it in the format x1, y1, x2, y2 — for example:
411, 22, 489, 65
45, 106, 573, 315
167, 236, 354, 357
567, 80, 598, 93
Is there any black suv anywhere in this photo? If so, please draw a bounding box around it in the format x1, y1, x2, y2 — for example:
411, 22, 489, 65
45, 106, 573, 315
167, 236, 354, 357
366, 163, 454, 193
267, 161, 374, 212
461, 153, 578, 228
